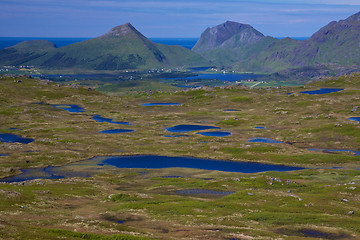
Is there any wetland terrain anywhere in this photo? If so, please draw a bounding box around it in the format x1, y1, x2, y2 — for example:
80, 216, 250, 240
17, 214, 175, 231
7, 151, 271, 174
0, 72, 360, 239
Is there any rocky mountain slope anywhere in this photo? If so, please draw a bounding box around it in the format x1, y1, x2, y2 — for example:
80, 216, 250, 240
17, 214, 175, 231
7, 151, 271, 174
193, 11, 360, 73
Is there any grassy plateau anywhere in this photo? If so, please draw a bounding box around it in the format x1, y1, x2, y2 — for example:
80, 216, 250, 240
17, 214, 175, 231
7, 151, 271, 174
0, 72, 360, 239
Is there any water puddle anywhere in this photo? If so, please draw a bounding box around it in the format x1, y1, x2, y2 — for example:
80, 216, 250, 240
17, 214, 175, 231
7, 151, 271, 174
52, 104, 85, 113
166, 124, 221, 133
98, 129, 134, 134
300, 88, 343, 95
141, 103, 182, 106
174, 189, 235, 195
248, 138, 283, 143
0, 133, 34, 144
197, 131, 231, 137
92, 115, 131, 125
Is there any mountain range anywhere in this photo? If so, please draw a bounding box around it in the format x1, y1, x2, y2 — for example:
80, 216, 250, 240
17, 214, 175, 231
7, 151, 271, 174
0, 23, 208, 70
0, 11, 359, 75
193, 11, 360, 73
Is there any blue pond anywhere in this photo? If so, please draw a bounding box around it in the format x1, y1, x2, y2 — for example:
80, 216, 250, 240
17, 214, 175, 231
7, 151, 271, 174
52, 104, 85, 113
164, 135, 189, 138
166, 125, 221, 133
0, 154, 9, 157
9, 128, 22, 130
309, 149, 360, 156
254, 127, 265, 129
102, 155, 304, 173
167, 73, 259, 82
175, 189, 235, 195
174, 85, 200, 88
162, 175, 183, 178
248, 138, 283, 143
99, 129, 134, 134
1, 155, 304, 183
141, 103, 182, 106
349, 117, 360, 122
92, 115, 131, 125
197, 131, 231, 137
300, 88, 343, 95
0, 133, 34, 144
1, 166, 91, 183
224, 109, 240, 112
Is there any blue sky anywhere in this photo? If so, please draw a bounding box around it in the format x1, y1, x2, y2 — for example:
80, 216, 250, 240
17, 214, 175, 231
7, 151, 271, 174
0, 0, 359, 38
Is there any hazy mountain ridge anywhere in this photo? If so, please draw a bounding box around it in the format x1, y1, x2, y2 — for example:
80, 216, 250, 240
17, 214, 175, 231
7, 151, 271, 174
0, 23, 208, 70
194, 11, 360, 73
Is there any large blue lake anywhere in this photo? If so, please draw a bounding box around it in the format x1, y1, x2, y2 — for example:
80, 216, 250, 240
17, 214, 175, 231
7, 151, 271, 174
1, 155, 304, 182
166, 73, 260, 82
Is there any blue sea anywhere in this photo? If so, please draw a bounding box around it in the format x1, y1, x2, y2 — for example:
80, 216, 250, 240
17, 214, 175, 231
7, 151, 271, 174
0, 37, 308, 50
0, 37, 199, 50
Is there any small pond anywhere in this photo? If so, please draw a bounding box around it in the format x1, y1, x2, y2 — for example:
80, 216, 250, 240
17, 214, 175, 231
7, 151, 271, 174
1, 166, 91, 183
300, 88, 343, 95
224, 109, 240, 112
0, 133, 34, 144
166, 73, 260, 82
174, 189, 235, 195
92, 115, 131, 125
1, 155, 304, 183
197, 131, 231, 137
52, 104, 85, 113
248, 138, 283, 143
174, 85, 200, 88
349, 117, 360, 122
309, 148, 360, 156
141, 103, 182, 106
0, 154, 9, 157
99, 129, 134, 134
254, 127, 265, 129
164, 135, 189, 138
166, 124, 221, 133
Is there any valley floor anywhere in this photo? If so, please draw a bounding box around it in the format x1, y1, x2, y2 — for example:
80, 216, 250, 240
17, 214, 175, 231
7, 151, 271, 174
0, 73, 360, 239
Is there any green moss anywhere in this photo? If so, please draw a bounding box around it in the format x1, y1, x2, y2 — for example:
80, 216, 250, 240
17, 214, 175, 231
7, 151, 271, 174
231, 96, 252, 102
45, 229, 154, 240
218, 119, 246, 126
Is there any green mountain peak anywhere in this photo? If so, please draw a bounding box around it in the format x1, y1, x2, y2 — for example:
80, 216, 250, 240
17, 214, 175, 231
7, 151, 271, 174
100, 22, 142, 38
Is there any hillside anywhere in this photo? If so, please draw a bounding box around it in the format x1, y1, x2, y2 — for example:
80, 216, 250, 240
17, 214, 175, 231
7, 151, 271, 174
0, 23, 209, 70
0, 40, 56, 66
193, 11, 360, 73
